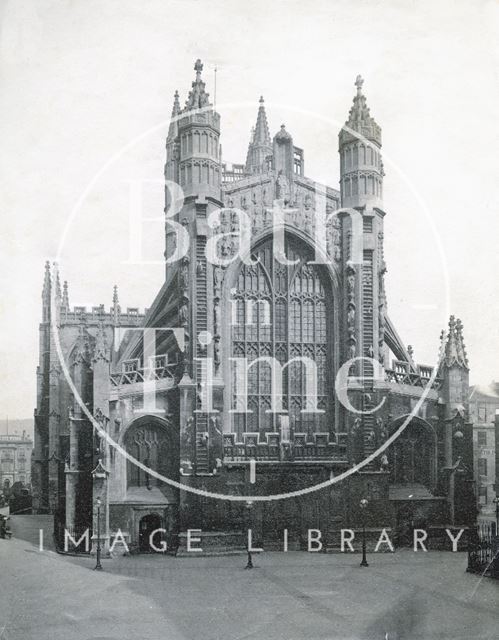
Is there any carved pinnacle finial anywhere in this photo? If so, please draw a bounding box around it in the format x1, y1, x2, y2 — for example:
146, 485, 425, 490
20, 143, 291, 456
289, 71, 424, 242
112, 284, 120, 322
62, 281, 69, 309
43, 261, 51, 287
194, 59, 203, 79
93, 321, 109, 363
355, 74, 364, 94
455, 318, 469, 367
441, 314, 468, 370
53, 262, 61, 300
42, 261, 51, 307
245, 96, 272, 172
172, 89, 180, 113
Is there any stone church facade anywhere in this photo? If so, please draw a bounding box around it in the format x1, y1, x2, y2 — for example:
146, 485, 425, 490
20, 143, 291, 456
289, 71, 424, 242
33, 60, 476, 553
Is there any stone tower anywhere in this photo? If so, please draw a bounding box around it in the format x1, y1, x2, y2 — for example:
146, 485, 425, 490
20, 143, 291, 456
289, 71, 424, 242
440, 316, 470, 464
337, 77, 389, 460
164, 60, 224, 484
164, 59, 222, 269
438, 317, 473, 523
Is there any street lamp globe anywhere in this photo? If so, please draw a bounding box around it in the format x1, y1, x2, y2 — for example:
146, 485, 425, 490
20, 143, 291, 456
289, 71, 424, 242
96, 496, 102, 508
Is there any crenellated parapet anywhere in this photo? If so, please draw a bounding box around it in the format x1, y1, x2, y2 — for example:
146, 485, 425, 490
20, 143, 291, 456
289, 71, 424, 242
59, 305, 146, 327
222, 431, 348, 463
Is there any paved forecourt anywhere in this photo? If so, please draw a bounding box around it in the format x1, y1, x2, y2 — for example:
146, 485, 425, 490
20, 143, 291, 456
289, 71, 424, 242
1, 515, 498, 640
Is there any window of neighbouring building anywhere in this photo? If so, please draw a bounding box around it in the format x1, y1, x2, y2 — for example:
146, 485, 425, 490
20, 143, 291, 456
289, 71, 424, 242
478, 485, 487, 505
477, 403, 487, 422
477, 431, 487, 446
478, 458, 488, 476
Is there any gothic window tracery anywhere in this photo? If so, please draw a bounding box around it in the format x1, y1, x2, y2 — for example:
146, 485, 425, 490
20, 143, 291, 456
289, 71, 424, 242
231, 235, 332, 439
124, 422, 172, 489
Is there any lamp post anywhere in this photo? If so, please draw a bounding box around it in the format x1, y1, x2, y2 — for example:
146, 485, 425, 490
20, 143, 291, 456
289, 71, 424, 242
360, 498, 369, 567
245, 500, 253, 569
94, 496, 103, 571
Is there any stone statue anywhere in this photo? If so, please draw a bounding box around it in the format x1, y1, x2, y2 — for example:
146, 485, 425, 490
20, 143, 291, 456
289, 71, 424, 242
276, 171, 290, 202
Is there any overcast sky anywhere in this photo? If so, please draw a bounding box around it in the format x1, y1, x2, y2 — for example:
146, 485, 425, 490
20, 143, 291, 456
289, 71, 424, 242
1, 0, 498, 421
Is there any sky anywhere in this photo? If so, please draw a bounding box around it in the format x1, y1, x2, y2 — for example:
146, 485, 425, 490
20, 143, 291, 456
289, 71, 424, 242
1, 0, 498, 421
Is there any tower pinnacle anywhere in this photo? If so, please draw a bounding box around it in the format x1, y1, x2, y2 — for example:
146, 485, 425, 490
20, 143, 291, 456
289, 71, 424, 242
167, 90, 181, 142
185, 59, 211, 110
339, 76, 383, 208
112, 285, 121, 324
172, 90, 180, 116
42, 261, 51, 300
194, 58, 203, 80
54, 264, 62, 302
440, 315, 469, 370
245, 95, 272, 173
62, 281, 69, 309
355, 74, 364, 94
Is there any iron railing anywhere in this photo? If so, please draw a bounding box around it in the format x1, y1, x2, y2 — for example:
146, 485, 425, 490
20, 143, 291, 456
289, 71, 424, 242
467, 523, 499, 579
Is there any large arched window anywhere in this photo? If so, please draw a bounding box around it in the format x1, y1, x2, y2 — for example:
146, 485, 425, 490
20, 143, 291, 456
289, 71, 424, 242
124, 421, 173, 490
231, 235, 332, 439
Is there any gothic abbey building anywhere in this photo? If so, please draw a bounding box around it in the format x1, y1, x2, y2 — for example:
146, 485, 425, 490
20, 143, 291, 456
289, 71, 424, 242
33, 60, 476, 553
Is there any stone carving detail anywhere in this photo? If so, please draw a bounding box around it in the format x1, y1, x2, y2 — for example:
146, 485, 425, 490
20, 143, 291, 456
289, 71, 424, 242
178, 254, 191, 375
346, 264, 355, 306
377, 230, 387, 365
346, 230, 352, 262
376, 416, 388, 443
196, 260, 206, 276
221, 185, 341, 253
213, 265, 224, 295
92, 322, 109, 363
346, 264, 356, 360
326, 213, 342, 263
304, 207, 313, 234
213, 265, 226, 373
276, 170, 291, 202
74, 322, 90, 365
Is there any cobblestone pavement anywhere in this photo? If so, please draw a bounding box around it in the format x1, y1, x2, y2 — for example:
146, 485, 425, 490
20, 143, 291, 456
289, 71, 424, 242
1, 515, 498, 640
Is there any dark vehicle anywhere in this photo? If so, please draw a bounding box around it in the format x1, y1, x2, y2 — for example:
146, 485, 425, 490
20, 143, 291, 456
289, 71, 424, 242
9, 486, 32, 515
0, 515, 12, 539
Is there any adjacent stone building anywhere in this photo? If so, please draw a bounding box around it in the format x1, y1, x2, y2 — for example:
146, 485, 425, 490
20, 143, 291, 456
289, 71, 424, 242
1, 432, 32, 492
33, 60, 476, 553
469, 383, 499, 520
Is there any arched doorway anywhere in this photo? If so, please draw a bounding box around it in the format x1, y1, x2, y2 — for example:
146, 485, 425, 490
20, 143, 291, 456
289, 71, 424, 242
139, 513, 162, 552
